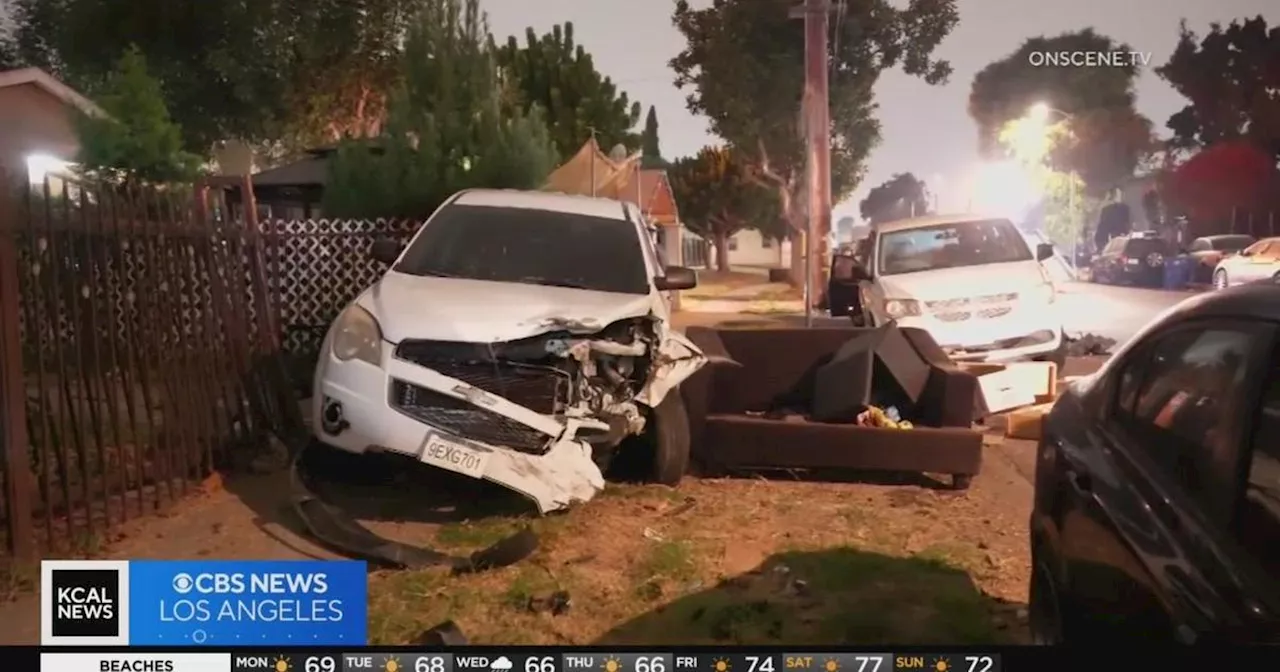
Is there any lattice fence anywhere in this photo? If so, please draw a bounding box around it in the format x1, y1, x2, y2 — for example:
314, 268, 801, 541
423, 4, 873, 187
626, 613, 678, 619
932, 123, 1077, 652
259, 218, 419, 361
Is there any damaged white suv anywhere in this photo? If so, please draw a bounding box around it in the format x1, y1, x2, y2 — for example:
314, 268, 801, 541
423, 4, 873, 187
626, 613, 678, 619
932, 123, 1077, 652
311, 189, 707, 514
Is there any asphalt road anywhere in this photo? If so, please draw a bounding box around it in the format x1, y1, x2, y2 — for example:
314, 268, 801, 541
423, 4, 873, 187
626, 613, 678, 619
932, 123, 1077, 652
1055, 281, 1196, 347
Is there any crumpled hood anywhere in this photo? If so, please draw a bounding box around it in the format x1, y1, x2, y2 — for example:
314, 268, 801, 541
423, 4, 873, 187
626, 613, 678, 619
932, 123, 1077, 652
358, 271, 657, 343
878, 260, 1046, 302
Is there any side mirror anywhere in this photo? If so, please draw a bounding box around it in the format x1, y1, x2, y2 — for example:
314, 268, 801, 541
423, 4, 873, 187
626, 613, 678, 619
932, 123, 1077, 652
655, 266, 697, 291
370, 237, 404, 264
1035, 243, 1054, 262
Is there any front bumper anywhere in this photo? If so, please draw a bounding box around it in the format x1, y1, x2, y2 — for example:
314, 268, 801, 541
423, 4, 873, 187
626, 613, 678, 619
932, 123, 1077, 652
895, 304, 1063, 363
311, 336, 605, 514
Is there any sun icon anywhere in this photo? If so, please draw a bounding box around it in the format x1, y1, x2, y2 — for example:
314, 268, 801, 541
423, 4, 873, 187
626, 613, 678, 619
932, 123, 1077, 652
824, 660, 840, 672
712, 659, 731, 672
384, 657, 402, 672
602, 658, 622, 672
933, 658, 951, 672
274, 657, 291, 672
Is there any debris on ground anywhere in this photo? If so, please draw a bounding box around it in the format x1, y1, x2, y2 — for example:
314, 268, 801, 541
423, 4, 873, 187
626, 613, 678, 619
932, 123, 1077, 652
1064, 332, 1116, 356
525, 590, 572, 615
416, 620, 467, 645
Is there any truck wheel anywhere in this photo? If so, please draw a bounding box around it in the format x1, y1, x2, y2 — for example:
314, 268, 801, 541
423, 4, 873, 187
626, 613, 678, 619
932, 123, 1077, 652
649, 391, 692, 485
610, 391, 691, 485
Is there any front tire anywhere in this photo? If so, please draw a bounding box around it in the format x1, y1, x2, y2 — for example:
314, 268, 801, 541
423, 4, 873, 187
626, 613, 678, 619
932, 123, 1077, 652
1214, 268, 1229, 290
1029, 555, 1065, 644
613, 391, 692, 485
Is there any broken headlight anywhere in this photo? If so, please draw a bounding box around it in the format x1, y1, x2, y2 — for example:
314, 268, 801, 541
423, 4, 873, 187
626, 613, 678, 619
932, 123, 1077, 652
331, 304, 382, 365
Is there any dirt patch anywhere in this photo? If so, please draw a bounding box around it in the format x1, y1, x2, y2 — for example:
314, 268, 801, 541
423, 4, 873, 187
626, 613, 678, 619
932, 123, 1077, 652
0, 434, 1036, 646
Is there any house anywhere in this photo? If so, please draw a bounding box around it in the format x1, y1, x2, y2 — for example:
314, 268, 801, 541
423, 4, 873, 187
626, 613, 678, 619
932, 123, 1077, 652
249, 146, 335, 219
0, 67, 104, 183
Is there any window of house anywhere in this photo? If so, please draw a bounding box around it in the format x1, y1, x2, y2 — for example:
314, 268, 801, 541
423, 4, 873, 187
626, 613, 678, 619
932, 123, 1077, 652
1114, 324, 1262, 522
728, 236, 739, 251
762, 236, 774, 248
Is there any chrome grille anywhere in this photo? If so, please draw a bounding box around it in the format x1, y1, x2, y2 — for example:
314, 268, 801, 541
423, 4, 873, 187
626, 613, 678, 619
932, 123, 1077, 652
926, 292, 1017, 311
976, 306, 1012, 319
936, 311, 971, 322
390, 380, 551, 454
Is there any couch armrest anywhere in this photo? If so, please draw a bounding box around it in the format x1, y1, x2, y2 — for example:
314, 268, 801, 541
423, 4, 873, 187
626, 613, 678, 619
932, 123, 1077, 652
680, 328, 743, 462
918, 364, 981, 428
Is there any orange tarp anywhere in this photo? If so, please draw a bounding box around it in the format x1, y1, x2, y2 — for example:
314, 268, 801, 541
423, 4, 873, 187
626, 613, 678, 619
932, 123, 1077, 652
543, 138, 680, 226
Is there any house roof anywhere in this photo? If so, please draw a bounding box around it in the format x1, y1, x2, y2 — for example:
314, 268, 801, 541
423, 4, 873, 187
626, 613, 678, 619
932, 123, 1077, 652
0, 67, 105, 117
251, 155, 328, 187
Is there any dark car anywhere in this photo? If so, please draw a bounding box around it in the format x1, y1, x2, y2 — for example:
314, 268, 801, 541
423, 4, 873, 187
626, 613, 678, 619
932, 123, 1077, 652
1091, 233, 1172, 287
1188, 234, 1255, 284
1030, 283, 1280, 643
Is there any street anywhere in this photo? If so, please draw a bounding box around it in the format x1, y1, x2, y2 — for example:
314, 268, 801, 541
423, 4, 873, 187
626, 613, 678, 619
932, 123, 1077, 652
1055, 281, 1194, 346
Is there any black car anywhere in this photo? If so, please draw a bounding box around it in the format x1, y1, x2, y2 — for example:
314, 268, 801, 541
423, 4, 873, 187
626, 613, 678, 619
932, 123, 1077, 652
1091, 233, 1172, 287
1031, 283, 1280, 643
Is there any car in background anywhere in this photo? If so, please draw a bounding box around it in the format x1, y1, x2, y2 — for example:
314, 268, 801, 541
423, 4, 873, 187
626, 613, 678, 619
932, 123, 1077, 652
1188, 234, 1255, 284
1030, 283, 1280, 643
1091, 232, 1172, 287
839, 213, 1065, 366
1213, 237, 1280, 290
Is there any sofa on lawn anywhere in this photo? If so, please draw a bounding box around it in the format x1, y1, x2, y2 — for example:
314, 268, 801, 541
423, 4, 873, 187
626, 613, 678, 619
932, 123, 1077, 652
680, 324, 984, 489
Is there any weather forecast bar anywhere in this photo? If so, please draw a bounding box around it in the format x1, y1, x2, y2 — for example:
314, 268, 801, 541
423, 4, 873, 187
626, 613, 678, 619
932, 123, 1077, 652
38, 651, 1002, 672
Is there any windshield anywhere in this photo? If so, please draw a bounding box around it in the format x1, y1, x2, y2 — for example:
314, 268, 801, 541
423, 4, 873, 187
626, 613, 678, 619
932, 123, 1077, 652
1123, 237, 1170, 256
394, 204, 650, 294
1214, 236, 1254, 251
876, 218, 1031, 276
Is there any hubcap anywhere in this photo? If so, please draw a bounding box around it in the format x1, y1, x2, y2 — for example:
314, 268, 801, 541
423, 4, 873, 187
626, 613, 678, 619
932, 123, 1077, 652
1215, 271, 1227, 289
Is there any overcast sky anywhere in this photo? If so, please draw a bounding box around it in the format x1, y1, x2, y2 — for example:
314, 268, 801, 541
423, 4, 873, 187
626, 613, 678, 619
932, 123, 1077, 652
482, 0, 1278, 219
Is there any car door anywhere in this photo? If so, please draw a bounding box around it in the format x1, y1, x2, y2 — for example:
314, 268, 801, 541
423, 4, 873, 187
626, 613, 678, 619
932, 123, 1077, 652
1055, 319, 1276, 641
857, 232, 884, 322
1233, 240, 1275, 284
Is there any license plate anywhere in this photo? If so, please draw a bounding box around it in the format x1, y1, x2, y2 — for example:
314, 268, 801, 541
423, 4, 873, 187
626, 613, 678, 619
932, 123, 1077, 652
420, 433, 490, 478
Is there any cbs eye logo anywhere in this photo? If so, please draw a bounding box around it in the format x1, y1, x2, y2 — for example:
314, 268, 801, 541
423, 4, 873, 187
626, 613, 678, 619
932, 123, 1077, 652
172, 573, 195, 593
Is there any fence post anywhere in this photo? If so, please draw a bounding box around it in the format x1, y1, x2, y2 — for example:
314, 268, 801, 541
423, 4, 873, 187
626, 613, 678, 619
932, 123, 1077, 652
0, 173, 37, 559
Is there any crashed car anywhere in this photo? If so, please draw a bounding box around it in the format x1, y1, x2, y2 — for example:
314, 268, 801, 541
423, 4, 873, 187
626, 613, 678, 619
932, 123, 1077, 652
311, 189, 707, 514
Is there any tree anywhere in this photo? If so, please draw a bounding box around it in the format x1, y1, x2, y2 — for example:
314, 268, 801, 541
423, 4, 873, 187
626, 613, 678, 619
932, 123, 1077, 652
322, 0, 557, 219
668, 145, 777, 271
859, 173, 931, 223
1164, 141, 1278, 228
671, 0, 958, 285
640, 105, 668, 168
1156, 17, 1280, 162
493, 21, 641, 160
11, 0, 294, 152
73, 47, 202, 184
968, 29, 1153, 195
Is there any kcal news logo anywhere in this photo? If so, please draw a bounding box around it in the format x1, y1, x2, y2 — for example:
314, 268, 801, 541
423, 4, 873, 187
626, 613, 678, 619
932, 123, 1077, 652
42, 560, 131, 645
41, 559, 367, 646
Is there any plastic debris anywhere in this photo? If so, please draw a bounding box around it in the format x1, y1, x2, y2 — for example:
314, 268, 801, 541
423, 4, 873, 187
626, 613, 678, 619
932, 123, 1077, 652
855, 405, 913, 429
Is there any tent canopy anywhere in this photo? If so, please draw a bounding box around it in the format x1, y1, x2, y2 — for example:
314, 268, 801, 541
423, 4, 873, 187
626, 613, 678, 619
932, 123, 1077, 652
544, 138, 680, 227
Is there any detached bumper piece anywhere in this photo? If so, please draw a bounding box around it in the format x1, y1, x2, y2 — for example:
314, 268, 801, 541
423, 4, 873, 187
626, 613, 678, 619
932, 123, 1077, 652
391, 381, 552, 454
288, 441, 539, 571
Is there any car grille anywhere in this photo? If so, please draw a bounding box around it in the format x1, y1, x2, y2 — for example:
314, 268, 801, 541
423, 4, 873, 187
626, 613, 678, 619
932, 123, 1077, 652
976, 306, 1012, 319
395, 340, 568, 414
936, 311, 971, 322
390, 380, 552, 454
925, 292, 1017, 311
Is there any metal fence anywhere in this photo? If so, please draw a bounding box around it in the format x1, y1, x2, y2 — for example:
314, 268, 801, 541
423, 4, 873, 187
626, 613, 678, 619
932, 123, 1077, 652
0, 173, 300, 558
681, 232, 708, 268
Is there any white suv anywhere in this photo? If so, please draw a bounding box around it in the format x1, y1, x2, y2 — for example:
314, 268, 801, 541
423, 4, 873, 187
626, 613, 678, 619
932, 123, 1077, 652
310, 189, 706, 513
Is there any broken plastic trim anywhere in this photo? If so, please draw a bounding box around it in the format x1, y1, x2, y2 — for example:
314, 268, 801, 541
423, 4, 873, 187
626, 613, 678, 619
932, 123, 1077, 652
288, 440, 539, 571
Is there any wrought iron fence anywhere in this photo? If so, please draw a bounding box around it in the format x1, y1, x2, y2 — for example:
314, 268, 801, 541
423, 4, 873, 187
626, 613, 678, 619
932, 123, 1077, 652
0, 173, 295, 558
681, 231, 709, 268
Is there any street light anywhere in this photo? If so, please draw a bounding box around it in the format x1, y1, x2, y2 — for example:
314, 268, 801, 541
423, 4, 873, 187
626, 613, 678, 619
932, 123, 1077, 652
1024, 102, 1081, 275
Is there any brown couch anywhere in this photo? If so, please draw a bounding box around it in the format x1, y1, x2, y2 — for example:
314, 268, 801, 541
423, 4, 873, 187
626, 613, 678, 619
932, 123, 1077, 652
681, 326, 984, 488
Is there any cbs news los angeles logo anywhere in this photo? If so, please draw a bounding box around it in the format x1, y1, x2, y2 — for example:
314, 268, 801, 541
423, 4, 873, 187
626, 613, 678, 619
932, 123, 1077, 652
41, 560, 132, 645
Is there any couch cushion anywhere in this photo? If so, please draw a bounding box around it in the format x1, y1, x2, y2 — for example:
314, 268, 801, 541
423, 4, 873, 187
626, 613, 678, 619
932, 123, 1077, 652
714, 328, 877, 412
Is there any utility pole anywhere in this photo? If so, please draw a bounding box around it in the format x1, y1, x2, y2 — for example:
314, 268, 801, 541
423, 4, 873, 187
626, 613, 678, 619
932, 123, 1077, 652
791, 0, 835, 326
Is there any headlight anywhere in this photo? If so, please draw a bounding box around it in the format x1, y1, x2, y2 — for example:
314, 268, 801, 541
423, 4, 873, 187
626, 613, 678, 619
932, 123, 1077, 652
883, 298, 921, 319
331, 304, 382, 365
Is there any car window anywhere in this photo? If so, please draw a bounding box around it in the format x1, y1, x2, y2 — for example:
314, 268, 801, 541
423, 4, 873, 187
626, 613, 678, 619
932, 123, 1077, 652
1123, 237, 1170, 257
1239, 351, 1280, 577
1190, 239, 1211, 253
394, 204, 650, 294
1116, 325, 1259, 522
1216, 236, 1254, 252
876, 218, 1031, 275
1243, 240, 1270, 256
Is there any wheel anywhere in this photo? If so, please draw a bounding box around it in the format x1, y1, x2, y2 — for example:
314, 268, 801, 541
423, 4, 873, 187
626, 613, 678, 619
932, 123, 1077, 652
1213, 269, 1229, 290
950, 474, 972, 490
1028, 554, 1065, 644
613, 390, 691, 485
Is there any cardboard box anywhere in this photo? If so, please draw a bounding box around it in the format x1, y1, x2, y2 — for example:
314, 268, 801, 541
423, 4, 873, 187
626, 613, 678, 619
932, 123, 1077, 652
1006, 402, 1054, 440
961, 361, 1058, 416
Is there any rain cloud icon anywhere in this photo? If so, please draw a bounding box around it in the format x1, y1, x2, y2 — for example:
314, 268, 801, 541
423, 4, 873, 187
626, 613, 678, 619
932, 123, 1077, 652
491, 658, 513, 671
